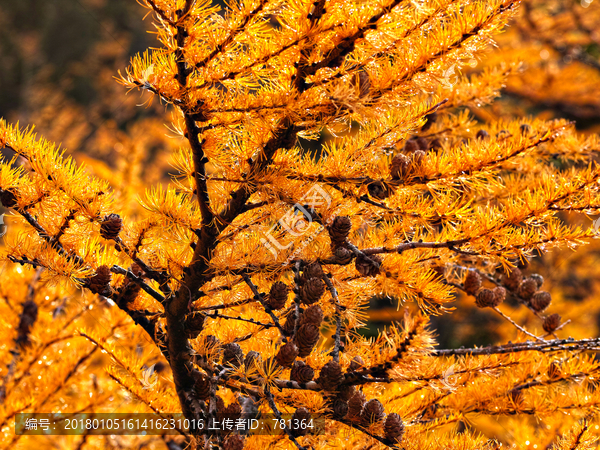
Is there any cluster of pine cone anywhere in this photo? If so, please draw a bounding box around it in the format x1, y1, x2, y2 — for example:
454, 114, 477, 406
463, 264, 561, 333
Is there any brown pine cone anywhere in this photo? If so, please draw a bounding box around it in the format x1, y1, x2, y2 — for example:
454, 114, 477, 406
390, 153, 410, 179
291, 407, 311, 437
223, 435, 245, 450
0, 189, 17, 208
223, 343, 244, 368
361, 399, 385, 424
475, 288, 497, 308
300, 277, 326, 305
223, 401, 242, 420
518, 278, 538, 300
415, 137, 428, 151
100, 213, 123, 240
303, 261, 324, 280
332, 398, 348, 419
328, 216, 352, 246
530, 291, 551, 312
299, 305, 323, 327
502, 267, 523, 291
193, 371, 211, 400
530, 273, 544, 289
464, 270, 482, 295
349, 355, 365, 372
476, 129, 490, 140
412, 149, 426, 167
355, 254, 382, 277
267, 281, 289, 310
337, 385, 356, 402
543, 314, 561, 333
282, 313, 297, 336
215, 395, 226, 414
403, 139, 419, 152
318, 360, 343, 391
367, 180, 392, 200
244, 350, 261, 370
185, 312, 205, 339
205, 335, 220, 349
276, 342, 298, 367
347, 390, 367, 419
493, 286, 506, 305
429, 138, 442, 151
384, 413, 405, 443
290, 360, 315, 384
520, 123, 533, 135
296, 323, 320, 357
333, 247, 353, 264
88, 265, 112, 296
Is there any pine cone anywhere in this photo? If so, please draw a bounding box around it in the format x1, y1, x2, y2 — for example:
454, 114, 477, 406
530, 291, 551, 312
205, 335, 220, 349
403, 139, 419, 152
300, 277, 326, 305
349, 355, 365, 372
223, 401, 242, 420
282, 313, 297, 336
412, 149, 426, 167
429, 138, 442, 151
476, 129, 490, 140
415, 137, 428, 151
328, 216, 352, 247
291, 407, 311, 437
530, 273, 544, 289
276, 342, 298, 367
367, 180, 392, 200
502, 267, 523, 291
347, 390, 367, 419
361, 399, 385, 424
355, 254, 382, 277
475, 288, 497, 308
518, 278, 538, 300
185, 312, 205, 339
543, 314, 561, 333
193, 371, 211, 400
337, 384, 356, 402
464, 270, 482, 295
100, 213, 123, 240
267, 281, 289, 310
223, 434, 245, 450
390, 153, 410, 179
290, 360, 315, 384
303, 261, 324, 280
296, 323, 320, 357
493, 286, 506, 305
223, 343, 244, 368
88, 265, 112, 296
318, 360, 343, 391
333, 247, 353, 264
299, 305, 323, 327
520, 123, 533, 135
332, 398, 348, 419
0, 189, 17, 208
384, 413, 405, 443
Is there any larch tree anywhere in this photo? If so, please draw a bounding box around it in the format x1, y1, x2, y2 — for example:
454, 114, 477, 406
1, 0, 600, 449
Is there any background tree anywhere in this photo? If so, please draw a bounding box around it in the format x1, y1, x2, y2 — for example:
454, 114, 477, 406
2, 0, 600, 449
